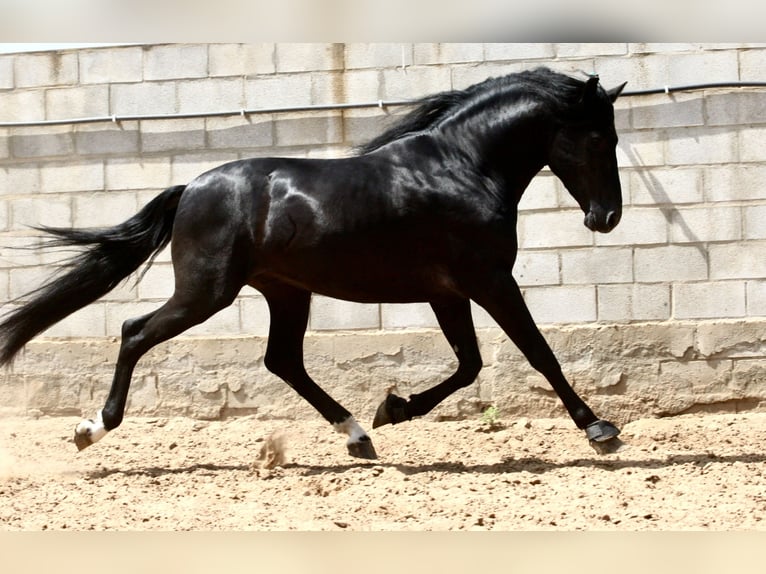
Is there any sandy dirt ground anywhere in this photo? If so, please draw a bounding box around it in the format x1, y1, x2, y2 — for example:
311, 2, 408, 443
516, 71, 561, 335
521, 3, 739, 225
1, 411, 766, 531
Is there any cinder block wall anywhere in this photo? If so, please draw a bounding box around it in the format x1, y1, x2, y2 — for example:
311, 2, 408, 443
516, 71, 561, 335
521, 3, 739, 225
1, 43, 765, 425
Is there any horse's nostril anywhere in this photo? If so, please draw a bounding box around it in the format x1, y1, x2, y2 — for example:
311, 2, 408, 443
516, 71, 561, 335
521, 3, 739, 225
606, 210, 620, 229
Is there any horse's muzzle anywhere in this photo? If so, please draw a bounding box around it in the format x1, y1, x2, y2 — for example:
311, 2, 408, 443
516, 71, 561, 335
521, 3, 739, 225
584, 208, 621, 233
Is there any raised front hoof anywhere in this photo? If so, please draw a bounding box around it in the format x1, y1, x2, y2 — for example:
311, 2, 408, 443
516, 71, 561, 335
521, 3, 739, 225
73, 429, 94, 451
372, 394, 410, 429
347, 436, 378, 460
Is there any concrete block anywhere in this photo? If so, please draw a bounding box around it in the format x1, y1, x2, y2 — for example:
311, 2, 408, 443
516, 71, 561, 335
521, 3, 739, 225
275, 44, 345, 73
518, 210, 594, 249
345, 43, 409, 69
136, 263, 175, 300
673, 282, 746, 319
206, 116, 274, 150
79, 47, 143, 84
631, 93, 704, 129
39, 160, 104, 193
343, 108, 390, 148
595, 208, 668, 247
73, 191, 138, 227
74, 122, 141, 156
273, 112, 343, 147
185, 303, 243, 336
705, 165, 766, 202
518, 175, 559, 211
381, 66, 452, 100
629, 168, 703, 205
0, 200, 7, 232
41, 303, 107, 338
524, 285, 597, 325
670, 206, 741, 243
105, 158, 172, 191
239, 295, 271, 337
144, 45, 209, 81
208, 43, 276, 76
311, 72, 351, 105
616, 131, 665, 168
634, 245, 708, 282
140, 118, 207, 153
0, 163, 40, 195
10, 195, 71, 231
0, 56, 13, 89
706, 92, 766, 126
413, 43, 484, 65
739, 127, 766, 163
0, 128, 8, 159
341, 69, 383, 103
745, 205, 766, 240
13, 52, 77, 87
177, 78, 244, 115
561, 248, 633, 285
659, 359, 732, 398
171, 152, 237, 184
381, 303, 438, 329
309, 296, 380, 330
45, 85, 110, 121
0, 90, 45, 122
709, 242, 766, 280
451, 62, 525, 91
747, 281, 766, 316
111, 81, 177, 116
9, 266, 53, 299
484, 43, 555, 61
245, 74, 313, 109
513, 250, 560, 287
664, 50, 740, 87
597, 284, 671, 322
738, 48, 766, 81
695, 319, 765, 357
665, 126, 738, 166
10, 126, 74, 158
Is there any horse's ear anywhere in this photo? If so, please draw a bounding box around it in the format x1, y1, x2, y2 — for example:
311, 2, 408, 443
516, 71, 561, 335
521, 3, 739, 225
607, 81, 628, 102
581, 75, 600, 106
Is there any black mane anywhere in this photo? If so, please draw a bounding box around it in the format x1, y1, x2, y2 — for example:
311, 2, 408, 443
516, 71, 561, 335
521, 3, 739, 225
357, 67, 591, 155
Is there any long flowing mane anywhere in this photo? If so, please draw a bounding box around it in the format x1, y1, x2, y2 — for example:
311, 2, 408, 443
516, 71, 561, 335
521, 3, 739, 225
356, 67, 591, 155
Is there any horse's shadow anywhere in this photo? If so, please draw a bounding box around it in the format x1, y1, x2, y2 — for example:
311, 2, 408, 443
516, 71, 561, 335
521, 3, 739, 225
85, 452, 766, 480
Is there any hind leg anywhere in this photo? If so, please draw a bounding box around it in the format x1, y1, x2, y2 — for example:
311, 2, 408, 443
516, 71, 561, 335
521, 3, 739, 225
258, 283, 377, 460
75, 272, 242, 451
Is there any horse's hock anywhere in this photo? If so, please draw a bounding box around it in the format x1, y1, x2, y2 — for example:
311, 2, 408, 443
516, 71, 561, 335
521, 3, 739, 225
4, 319, 764, 425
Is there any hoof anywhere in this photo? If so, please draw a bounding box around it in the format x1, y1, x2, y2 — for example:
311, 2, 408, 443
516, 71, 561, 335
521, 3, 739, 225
74, 411, 108, 451
73, 430, 94, 451
372, 394, 410, 429
590, 436, 628, 455
347, 436, 378, 460
585, 419, 620, 442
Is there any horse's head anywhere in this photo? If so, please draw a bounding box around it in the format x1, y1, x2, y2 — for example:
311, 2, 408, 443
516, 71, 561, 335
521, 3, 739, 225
547, 76, 627, 233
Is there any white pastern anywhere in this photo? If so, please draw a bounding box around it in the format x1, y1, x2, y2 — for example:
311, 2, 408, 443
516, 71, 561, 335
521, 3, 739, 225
75, 410, 109, 444
333, 416, 369, 445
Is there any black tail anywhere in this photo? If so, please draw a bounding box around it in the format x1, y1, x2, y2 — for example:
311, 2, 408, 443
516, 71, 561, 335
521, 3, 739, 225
0, 185, 186, 366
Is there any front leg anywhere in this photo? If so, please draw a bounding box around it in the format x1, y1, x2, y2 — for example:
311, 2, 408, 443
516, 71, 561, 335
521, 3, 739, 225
372, 298, 482, 428
468, 269, 622, 450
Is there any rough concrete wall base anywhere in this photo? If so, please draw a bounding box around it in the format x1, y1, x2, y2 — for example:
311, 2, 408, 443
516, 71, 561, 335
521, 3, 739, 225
3, 319, 764, 428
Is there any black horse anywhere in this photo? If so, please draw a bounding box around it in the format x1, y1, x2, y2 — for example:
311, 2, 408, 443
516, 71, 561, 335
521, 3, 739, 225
0, 67, 627, 459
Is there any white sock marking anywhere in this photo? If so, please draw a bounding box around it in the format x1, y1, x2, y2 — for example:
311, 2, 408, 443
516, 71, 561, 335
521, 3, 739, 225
75, 410, 108, 444
333, 416, 369, 445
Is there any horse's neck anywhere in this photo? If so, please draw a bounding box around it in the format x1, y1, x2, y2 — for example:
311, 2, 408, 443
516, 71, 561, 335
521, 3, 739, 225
439, 101, 552, 204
